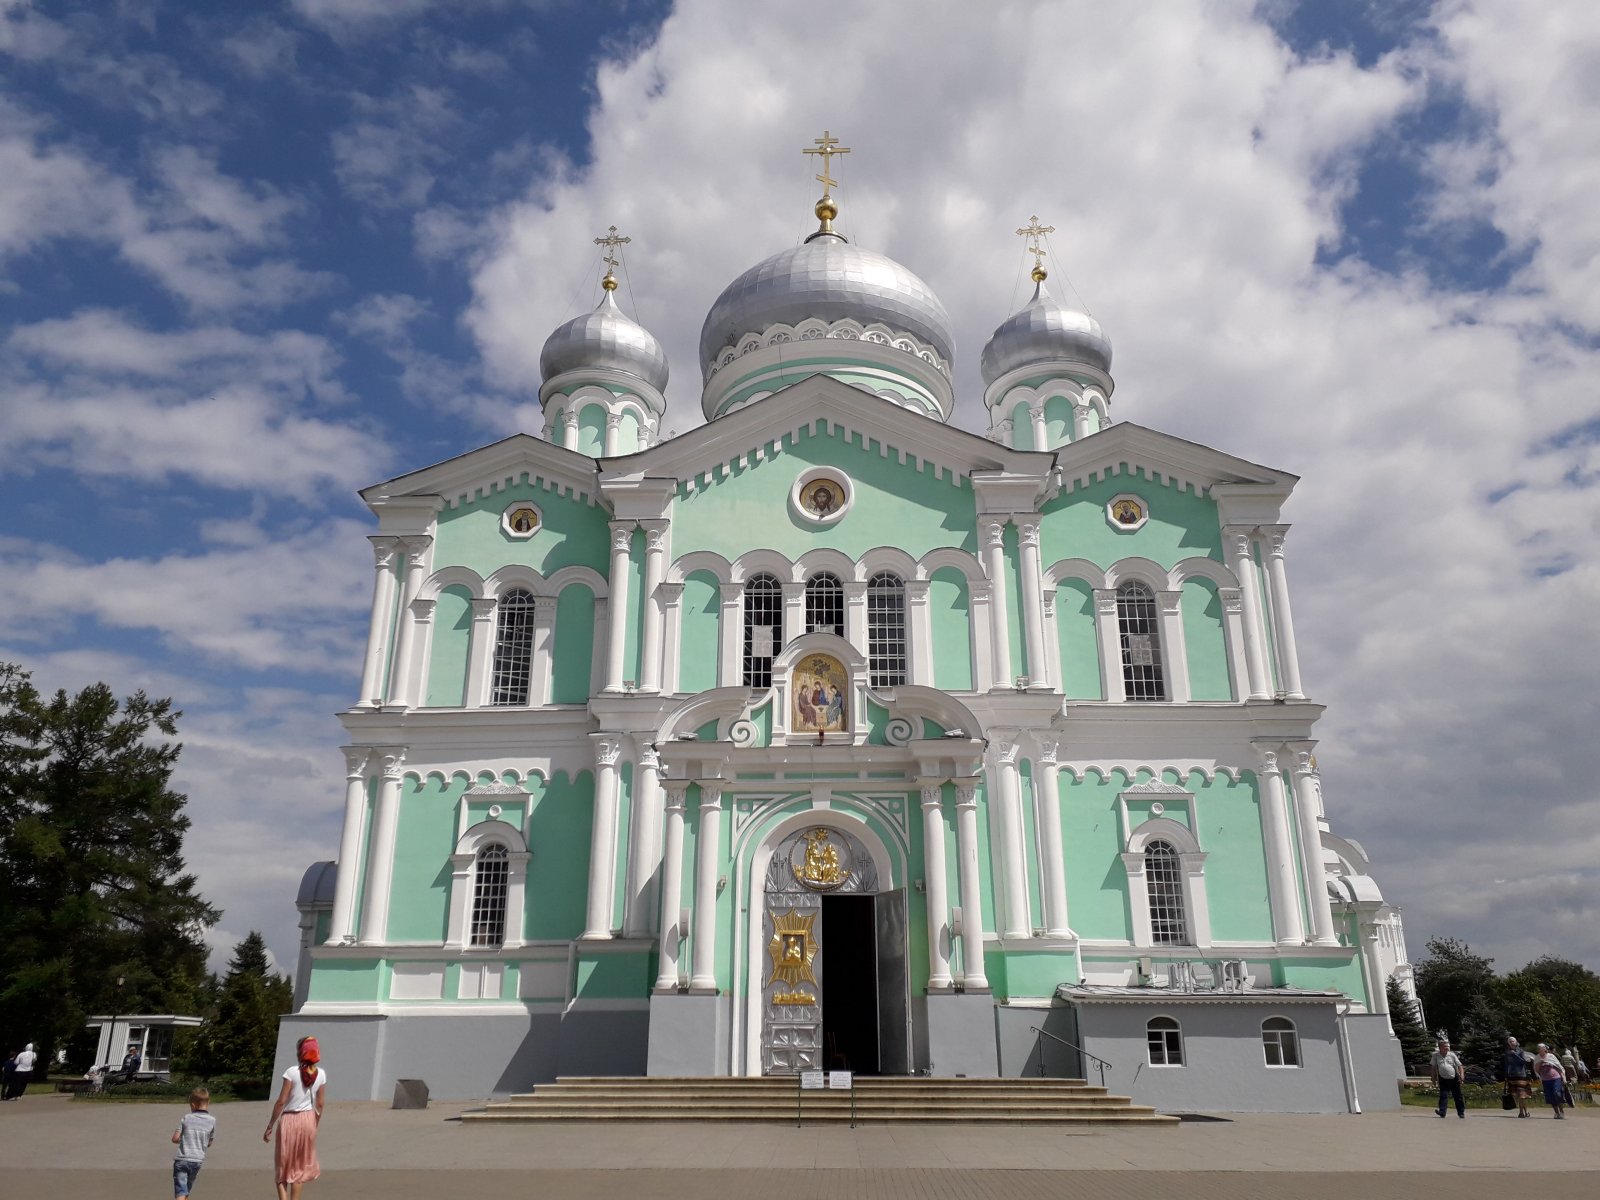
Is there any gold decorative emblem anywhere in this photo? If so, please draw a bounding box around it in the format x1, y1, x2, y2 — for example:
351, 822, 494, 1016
1111, 498, 1144, 526
800, 477, 845, 519
767, 910, 818, 987
771, 989, 818, 1007
792, 827, 850, 891
508, 506, 540, 534
792, 654, 848, 734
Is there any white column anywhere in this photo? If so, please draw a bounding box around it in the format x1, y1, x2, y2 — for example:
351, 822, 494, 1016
968, 579, 996, 690
1015, 515, 1048, 688
1034, 736, 1071, 937
581, 735, 625, 939
357, 749, 405, 945
1223, 526, 1272, 699
919, 781, 953, 989
1291, 744, 1339, 945
1156, 589, 1190, 702
1072, 401, 1094, 441
905, 580, 932, 686
464, 597, 497, 707
528, 596, 557, 705
1254, 745, 1305, 945
405, 597, 436, 704
623, 745, 663, 937
384, 538, 431, 707
327, 747, 371, 943
603, 521, 635, 692
991, 735, 1031, 938
953, 778, 989, 989
1029, 405, 1048, 450
689, 782, 724, 991
358, 537, 401, 707
603, 412, 621, 458
638, 520, 669, 693
844, 581, 868, 649
1261, 525, 1305, 699
718, 583, 743, 687
657, 582, 684, 693
653, 781, 690, 990
1361, 921, 1390, 1016
1218, 588, 1250, 702
1093, 588, 1125, 702
561, 411, 578, 451
980, 518, 1013, 686
781, 581, 805, 644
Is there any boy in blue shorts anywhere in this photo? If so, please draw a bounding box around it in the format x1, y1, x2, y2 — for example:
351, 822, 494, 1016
171, 1087, 216, 1197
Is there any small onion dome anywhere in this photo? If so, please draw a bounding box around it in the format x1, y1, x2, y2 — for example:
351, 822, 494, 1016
980, 278, 1111, 386
699, 235, 955, 382
540, 286, 669, 394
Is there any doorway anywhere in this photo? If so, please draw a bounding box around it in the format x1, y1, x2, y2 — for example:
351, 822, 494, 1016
820, 890, 911, 1076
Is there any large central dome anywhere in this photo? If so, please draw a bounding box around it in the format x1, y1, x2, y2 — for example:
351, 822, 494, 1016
698, 234, 955, 383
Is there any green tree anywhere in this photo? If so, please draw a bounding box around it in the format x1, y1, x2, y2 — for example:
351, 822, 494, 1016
1509, 957, 1600, 1053
0, 665, 219, 1063
190, 932, 292, 1078
1413, 937, 1496, 1044
1387, 978, 1433, 1073
1494, 970, 1558, 1048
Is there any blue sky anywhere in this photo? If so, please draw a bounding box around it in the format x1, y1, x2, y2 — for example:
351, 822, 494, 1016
3, 0, 1598, 981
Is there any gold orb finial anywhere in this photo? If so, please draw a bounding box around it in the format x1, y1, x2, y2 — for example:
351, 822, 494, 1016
601, 270, 619, 291
1031, 264, 1049, 283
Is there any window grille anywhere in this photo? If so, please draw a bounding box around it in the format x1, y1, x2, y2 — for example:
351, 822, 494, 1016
805, 572, 844, 637
490, 588, 537, 705
866, 572, 907, 686
743, 574, 783, 687
469, 844, 510, 948
1147, 1016, 1184, 1066
1145, 840, 1189, 944
1262, 1017, 1300, 1067
1117, 581, 1166, 700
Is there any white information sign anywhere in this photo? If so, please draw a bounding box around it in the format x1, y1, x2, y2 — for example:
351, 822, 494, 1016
799, 1070, 825, 1090
828, 1070, 853, 1090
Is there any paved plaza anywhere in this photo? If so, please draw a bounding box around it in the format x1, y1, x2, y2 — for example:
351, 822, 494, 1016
1, 1090, 1594, 1199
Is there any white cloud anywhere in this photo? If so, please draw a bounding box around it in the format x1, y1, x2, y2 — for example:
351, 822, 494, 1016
458, 0, 1600, 969
331, 84, 461, 210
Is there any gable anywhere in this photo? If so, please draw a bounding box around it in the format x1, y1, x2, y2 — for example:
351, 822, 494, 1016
1040, 464, 1223, 569
433, 472, 611, 578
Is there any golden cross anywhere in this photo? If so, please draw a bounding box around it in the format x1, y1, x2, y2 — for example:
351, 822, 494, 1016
802, 130, 851, 197
1016, 214, 1055, 280
593, 224, 631, 273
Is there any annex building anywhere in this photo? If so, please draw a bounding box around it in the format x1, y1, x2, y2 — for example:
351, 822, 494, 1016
278, 141, 1413, 1113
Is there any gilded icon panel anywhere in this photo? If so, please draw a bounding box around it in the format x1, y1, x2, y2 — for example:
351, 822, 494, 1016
792, 654, 848, 733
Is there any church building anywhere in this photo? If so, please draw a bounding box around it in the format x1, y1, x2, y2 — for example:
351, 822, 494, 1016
278, 137, 1412, 1113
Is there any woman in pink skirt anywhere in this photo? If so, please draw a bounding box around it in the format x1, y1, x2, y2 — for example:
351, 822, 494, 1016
263, 1036, 326, 1198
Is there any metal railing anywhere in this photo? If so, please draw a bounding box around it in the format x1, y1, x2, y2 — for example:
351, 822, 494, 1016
1031, 1025, 1111, 1088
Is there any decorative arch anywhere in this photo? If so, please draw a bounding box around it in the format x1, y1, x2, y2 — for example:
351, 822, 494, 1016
657, 685, 753, 742
730, 548, 795, 584
917, 546, 985, 583
1045, 557, 1107, 590
771, 632, 867, 744
445, 817, 531, 951
546, 563, 609, 598
1104, 556, 1169, 590
1168, 556, 1237, 589
796, 546, 856, 581
1125, 816, 1201, 856
484, 564, 549, 598
856, 545, 919, 582
1120, 815, 1210, 949
666, 549, 733, 586
882, 685, 984, 745
418, 564, 487, 602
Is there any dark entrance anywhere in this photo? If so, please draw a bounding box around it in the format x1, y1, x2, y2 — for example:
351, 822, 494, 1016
821, 894, 879, 1073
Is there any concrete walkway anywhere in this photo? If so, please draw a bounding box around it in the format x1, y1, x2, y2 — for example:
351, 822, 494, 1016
1, 1090, 1593, 1199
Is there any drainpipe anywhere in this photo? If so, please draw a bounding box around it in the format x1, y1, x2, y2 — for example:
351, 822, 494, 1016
1335, 1001, 1361, 1114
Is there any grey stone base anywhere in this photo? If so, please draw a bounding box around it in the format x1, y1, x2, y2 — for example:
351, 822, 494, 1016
925, 992, 998, 1077
1342, 1011, 1404, 1111
645, 992, 727, 1075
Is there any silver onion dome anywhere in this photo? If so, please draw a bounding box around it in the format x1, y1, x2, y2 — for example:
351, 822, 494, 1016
699, 234, 955, 381
980, 279, 1112, 385
540, 288, 669, 394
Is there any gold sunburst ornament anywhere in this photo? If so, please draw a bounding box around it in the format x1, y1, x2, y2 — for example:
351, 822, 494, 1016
767, 910, 819, 987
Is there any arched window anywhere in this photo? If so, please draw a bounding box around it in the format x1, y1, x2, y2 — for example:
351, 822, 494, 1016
1117, 581, 1166, 700
490, 588, 536, 705
1262, 1017, 1300, 1067
1147, 1016, 1184, 1066
1144, 840, 1188, 944
866, 572, 907, 687
805, 572, 844, 637
743, 574, 783, 687
468, 844, 510, 947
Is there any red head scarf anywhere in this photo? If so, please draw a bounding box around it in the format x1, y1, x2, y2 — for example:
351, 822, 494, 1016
298, 1037, 321, 1088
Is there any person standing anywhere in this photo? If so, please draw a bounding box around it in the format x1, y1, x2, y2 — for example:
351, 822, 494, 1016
1501, 1036, 1533, 1117
1533, 1043, 1567, 1119
1431, 1037, 1466, 1119
10, 1043, 37, 1098
170, 1087, 216, 1198
263, 1036, 326, 1200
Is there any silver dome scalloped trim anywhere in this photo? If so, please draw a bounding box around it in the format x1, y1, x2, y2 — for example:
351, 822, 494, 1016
707, 316, 949, 380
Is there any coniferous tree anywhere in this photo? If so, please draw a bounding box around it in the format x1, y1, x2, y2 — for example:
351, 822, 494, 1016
191, 932, 292, 1078
0, 665, 218, 1062
1386, 978, 1433, 1074
1414, 937, 1496, 1045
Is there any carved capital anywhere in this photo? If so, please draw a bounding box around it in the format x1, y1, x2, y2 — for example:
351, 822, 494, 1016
638, 746, 661, 773
1287, 740, 1319, 777
720, 582, 743, 603
663, 782, 690, 811
658, 581, 685, 606
1255, 745, 1281, 774
1261, 524, 1290, 559
1015, 516, 1041, 548
410, 597, 437, 622
905, 580, 930, 604
605, 412, 623, 430
608, 521, 636, 553
1034, 734, 1060, 764
470, 597, 498, 620
402, 537, 431, 570
990, 731, 1021, 765
533, 596, 559, 618
981, 519, 1007, 550
1156, 590, 1183, 615
1219, 587, 1243, 614
1222, 526, 1256, 562
968, 579, 993, 603
1094, 588, 1118, 616
379, 749, 407, 782
641, 519, 669, 554
699, 782, 724, 810
919, 783, 944, 809
594, 736, 625, 767
369, 535, 402, 571
341, 747, 371, 779
953, 779, 980, 809
1042, 591, 1057, 618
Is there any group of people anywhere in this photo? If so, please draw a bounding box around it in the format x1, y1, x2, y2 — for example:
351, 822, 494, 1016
1, 1043, 37, 1100
1429, 1034, 1589, 1119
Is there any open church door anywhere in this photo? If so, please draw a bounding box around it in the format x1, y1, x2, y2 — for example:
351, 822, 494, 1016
875, 888, 911, 1074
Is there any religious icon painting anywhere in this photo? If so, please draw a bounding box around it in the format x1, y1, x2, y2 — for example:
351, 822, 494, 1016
1106, 493, 1148, 532
502, 502, 542, 538
791, 654, 849, 734
790, 469, 852, 525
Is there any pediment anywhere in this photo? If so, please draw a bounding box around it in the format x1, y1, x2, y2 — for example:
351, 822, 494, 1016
360, 433, 603, 515
1053, 423, 1298, 500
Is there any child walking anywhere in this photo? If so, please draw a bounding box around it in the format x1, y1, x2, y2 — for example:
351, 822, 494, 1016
171, 1087, 217, 1197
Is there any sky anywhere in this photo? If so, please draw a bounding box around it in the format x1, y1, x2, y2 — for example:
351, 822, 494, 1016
2, 0, 1598, 982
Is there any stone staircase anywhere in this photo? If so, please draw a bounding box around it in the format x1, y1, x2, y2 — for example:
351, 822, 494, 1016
464, 1075, 1177, 1126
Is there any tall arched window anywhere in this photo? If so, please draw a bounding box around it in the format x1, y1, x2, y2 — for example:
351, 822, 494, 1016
469, 843, 510, 947
867, 572, 907, 686
1144, 840, 1188, 944
805, 572, 844, 637
1117, 581, 1166, 700
490, 588, 536, 705
743, 574, 783, 687
1262, 1017, 1300, 1067
1147, 1016, 1184, 1066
